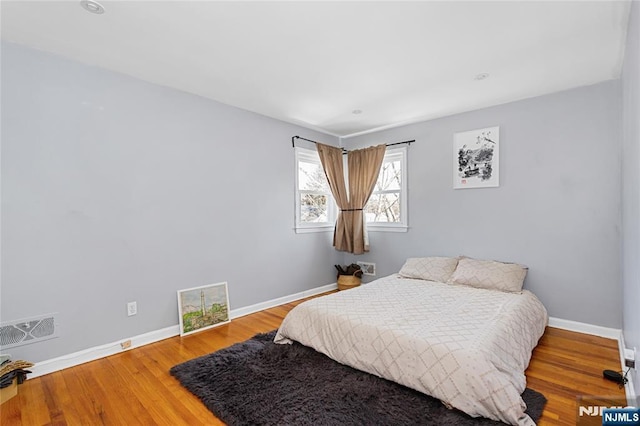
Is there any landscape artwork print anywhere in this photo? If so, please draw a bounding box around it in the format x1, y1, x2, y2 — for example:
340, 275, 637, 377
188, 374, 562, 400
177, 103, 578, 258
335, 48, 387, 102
453, 126, 500, 189
177, 282, 230, 336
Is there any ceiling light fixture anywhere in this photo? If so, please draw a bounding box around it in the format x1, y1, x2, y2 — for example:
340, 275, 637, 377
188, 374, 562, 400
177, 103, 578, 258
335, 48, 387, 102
352, 109, 362, 115
80, 0, 105, 14
474, 73, 490, 81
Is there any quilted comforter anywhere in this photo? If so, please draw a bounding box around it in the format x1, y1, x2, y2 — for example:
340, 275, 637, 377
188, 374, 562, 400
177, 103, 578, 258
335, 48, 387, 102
274, 274, 548, 425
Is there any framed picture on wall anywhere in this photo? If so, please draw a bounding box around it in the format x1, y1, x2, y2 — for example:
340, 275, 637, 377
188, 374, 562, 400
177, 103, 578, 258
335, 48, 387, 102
177, 282, 230, 336
453, 126, 499, 189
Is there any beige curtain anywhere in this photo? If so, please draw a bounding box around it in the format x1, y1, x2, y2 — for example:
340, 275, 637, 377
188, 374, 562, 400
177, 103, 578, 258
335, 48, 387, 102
316, 143, 352, 251
316, 142, 386, 254
347, 144, 386, 254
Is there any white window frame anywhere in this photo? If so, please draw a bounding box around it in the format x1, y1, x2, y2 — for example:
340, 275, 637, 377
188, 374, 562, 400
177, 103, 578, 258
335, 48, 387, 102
294, 147, 336, 233
366, 146, 408, 232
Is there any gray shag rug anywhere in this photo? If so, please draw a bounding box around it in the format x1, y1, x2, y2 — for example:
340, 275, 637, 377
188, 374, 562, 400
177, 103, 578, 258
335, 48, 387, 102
170, 331, 546, 425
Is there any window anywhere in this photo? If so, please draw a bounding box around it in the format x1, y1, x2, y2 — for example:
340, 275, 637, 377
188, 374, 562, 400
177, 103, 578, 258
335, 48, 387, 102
364, 146, 408, 232
294, 145, 407, 233
294, 147, 335, 233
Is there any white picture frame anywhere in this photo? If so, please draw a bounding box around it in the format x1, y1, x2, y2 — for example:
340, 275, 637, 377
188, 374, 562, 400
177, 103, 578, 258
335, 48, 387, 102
177, 282, 230, 336
453, 126, 499, 189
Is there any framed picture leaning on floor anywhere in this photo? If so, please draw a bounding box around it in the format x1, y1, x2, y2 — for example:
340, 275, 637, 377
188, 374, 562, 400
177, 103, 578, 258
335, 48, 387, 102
177, 282, 230, 336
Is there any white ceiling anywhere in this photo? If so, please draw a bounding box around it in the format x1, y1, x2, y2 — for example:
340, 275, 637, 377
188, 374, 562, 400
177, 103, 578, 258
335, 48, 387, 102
0, 1, 632, 138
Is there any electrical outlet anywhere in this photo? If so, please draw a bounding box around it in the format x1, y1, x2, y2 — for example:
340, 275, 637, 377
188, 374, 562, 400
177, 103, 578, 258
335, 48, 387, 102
624, 347, 636, 369
120, 340, 132, 350
127, 301, 137, 317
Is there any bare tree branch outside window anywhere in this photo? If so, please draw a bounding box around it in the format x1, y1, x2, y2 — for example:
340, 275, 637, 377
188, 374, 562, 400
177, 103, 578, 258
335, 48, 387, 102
365, 159, 402, 223
299, 160, 330, 223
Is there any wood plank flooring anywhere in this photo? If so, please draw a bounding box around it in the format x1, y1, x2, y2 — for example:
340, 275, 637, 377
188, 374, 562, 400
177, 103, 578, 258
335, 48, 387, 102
0, 293, 626, 425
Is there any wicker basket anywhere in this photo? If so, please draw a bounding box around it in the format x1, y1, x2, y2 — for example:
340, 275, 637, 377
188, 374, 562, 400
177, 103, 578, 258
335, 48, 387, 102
337, 272, 361, 291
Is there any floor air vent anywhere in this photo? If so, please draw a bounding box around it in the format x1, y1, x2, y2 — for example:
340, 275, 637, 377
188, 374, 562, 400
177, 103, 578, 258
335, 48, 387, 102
1, 313, 59, 349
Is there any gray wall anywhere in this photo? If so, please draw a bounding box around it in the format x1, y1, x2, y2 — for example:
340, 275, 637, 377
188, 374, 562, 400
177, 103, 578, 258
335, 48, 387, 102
622, 1, 640, 397
0, 35, 632, 365
0, 42, 341, 363
342, 81, 623, 329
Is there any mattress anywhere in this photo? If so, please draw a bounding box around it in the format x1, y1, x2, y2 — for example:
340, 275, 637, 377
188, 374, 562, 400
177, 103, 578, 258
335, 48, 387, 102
274, 274, 548, 425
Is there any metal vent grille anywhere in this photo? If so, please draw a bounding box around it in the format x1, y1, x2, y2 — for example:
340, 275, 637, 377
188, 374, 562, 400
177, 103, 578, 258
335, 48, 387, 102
0, 313, 59, 349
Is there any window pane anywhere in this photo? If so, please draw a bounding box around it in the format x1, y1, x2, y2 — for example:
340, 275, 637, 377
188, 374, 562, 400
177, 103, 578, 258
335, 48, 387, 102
365, 192, 400, 223
299, 161, 329, 191
374, 160, 401, 191
301, 194, 328, 223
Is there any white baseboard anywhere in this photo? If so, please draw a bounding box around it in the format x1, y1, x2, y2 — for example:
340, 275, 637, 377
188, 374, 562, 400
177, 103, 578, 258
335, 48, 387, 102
30, 325, 179, 378
30, 282, 337, 378
548, 317, 622, 340
618, 333, 638, 406
229, 283, 337, 319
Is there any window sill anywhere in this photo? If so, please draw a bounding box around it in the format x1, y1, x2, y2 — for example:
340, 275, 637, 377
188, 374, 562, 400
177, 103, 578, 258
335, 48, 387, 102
295, 225, 407, 233
367, 225, 408, 233
295, 225, 334, 234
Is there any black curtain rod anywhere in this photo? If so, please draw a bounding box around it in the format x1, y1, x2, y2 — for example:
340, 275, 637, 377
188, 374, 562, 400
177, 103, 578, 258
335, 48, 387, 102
291, 135, 415, 153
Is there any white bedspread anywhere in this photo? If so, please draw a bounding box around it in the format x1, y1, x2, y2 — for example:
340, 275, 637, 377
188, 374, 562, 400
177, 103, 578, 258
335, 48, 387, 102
274, 274, 548, 425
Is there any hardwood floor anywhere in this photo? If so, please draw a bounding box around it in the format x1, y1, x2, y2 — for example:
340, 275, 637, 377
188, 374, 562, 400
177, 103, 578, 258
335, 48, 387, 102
0, 294, 626, 425
527, 327, 626, 425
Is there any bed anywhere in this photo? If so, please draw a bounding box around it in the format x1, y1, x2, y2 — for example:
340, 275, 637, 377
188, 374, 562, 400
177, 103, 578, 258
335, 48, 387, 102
274, 257, 548, 426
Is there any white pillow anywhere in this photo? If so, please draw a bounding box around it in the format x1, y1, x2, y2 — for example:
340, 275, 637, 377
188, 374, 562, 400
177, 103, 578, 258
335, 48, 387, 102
398, 257, 459, 283
448, 257, 528, 293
